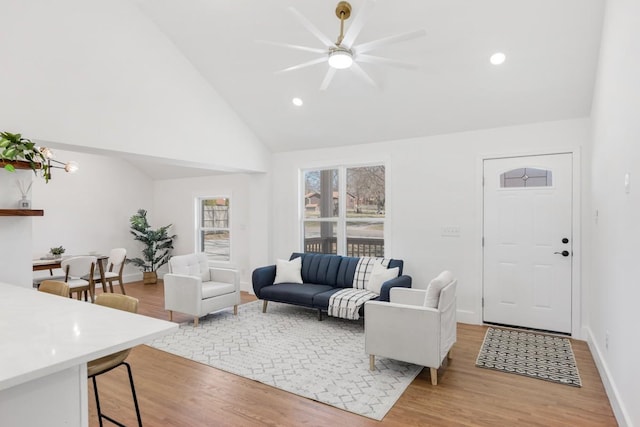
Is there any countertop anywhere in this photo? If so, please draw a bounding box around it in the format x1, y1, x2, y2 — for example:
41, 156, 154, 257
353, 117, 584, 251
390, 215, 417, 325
0, 282, 177, 390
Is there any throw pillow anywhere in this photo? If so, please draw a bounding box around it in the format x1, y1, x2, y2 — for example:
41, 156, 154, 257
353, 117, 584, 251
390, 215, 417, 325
366, 262, 399, 295
274, 257, 303, 284
424, 270, 454, 308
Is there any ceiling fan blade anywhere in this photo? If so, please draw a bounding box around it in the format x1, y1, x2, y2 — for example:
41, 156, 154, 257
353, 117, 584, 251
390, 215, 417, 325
319, 68, 337, 91
288, 7, 335, 48
354, 29, 427, 55
350, 62, 377, 88
256, 40, 327, 55
275, 57, 327, 74
357, 54, 420, 70
341, 0, 376, 49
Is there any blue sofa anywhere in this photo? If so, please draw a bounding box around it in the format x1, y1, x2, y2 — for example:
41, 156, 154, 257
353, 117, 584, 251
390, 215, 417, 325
252, 252, 412, 320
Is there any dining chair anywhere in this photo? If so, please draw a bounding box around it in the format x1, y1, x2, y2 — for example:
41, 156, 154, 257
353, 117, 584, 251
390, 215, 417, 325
85, 248, 128, 295
88, 293, 142, 427
61, 256, 97, 302
38, 280, 70, 297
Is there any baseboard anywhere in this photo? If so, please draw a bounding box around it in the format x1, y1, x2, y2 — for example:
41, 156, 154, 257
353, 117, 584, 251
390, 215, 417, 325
456, 309, 480, 325
585, 327, 631, 427
123, 272, 143, 283
240, 281, 253, 294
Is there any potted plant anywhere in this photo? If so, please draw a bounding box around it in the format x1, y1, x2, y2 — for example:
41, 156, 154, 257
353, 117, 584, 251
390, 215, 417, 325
129, 209, 176, 284
0, 131, 51, 182
50, 246, 65, 259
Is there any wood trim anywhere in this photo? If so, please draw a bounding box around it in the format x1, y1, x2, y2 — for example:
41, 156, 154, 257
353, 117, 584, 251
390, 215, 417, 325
0, 159, 41, 170
0, 209, 44, 216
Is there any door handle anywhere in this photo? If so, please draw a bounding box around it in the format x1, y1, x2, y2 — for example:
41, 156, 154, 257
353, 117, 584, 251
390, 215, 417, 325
554, 251, 570, 257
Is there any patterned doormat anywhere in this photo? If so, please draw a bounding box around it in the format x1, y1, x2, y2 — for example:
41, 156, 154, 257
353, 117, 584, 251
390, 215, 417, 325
476, 327, 582, 387
148, 300, 421, 420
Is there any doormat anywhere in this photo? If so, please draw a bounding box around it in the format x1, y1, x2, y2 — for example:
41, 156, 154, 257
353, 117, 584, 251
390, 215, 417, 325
475, 327, 582, 387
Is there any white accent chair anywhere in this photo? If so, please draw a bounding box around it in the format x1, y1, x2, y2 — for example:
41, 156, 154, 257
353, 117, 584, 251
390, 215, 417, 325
365, 271, 457, 385
163, 253, 240, 326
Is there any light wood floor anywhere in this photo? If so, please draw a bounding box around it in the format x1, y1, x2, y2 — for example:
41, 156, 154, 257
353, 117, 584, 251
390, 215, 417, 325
88, 281, 617, 426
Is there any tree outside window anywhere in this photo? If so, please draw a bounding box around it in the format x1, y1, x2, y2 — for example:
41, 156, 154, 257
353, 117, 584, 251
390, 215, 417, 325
198, 197, 230, 261
303, 165, 385, 257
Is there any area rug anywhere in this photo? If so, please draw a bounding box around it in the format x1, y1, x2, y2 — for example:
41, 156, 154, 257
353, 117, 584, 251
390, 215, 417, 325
148, 300, 421, 420
475, 327, 582, 387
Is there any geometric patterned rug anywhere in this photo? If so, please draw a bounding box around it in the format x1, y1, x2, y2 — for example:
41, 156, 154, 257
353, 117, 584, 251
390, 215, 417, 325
147, 300, 421, 420
475, 327, 582, 387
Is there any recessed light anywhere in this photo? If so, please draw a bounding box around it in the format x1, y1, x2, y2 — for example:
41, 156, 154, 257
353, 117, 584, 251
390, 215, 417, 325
490, 52, 506, 65
292, 97, 303, 107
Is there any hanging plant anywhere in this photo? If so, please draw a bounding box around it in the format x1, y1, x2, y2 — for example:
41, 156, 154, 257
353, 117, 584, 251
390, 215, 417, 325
0, 131, 51, 182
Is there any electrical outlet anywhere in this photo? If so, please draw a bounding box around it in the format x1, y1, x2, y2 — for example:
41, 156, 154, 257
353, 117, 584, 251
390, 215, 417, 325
441, 226, 461, 237
605, 331, 609, 351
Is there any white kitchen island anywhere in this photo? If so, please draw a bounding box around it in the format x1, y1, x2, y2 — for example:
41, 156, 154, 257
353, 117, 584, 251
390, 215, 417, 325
0, 282, 177, 426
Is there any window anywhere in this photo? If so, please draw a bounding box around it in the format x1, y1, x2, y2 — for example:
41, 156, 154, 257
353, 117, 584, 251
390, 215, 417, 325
197, 197, 230, 261
500, 168, 553, 188
302, 165, 385, 257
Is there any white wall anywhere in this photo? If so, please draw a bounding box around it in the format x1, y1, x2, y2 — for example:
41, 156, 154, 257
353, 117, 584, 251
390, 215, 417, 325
31, 149, 153, 282
588, 0, 640, 424
0, 169, 35, 287
0, 0, 270, 173
152, 174, 259, 291
271, 118, 591, 326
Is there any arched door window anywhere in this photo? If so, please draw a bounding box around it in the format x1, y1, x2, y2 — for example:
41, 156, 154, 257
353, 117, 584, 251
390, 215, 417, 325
500, 168, 553, 188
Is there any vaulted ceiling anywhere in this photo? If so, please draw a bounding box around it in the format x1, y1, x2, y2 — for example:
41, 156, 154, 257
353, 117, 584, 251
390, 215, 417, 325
133, 0, 604, 154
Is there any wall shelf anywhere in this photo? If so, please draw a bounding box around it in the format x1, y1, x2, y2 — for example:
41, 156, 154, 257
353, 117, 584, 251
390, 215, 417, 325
0, 160, 38, 170
0, 209, 44, 217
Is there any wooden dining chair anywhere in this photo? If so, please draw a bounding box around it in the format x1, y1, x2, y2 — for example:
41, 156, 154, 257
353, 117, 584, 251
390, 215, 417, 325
38, 280, 70, 297
88, 293, 142, 427
61, 256, 97, 302
85, 248, 127, 295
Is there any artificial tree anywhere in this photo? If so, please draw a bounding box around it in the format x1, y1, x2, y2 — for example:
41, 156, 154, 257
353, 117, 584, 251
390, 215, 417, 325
129, 209, 176, 284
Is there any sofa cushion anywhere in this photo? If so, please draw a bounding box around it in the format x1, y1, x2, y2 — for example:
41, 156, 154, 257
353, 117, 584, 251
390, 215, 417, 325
424, 270, 454, 308
291, 253, 342, 287
202, 281, 236, 299
366, 264, 400, 295
261, 283, 333, 307
274, 257, 303, 284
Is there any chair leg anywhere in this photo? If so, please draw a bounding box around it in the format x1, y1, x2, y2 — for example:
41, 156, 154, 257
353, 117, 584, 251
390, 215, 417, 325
108, 279, 115, 293
262, 300, 268, 313
124, 361, 143, 427
92, 376, 104, 427
430, 367, 438, 385
92, 362, 142, 427
194, 317, 199, 327
370, 355, 375, 371
317, 309, 323, 321
168, 310, 173, 322
233, 305, 238, 315
119, 279, 127, 295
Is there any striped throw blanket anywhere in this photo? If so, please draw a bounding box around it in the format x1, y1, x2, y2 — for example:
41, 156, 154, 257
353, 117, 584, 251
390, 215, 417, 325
328, 288, 379, 320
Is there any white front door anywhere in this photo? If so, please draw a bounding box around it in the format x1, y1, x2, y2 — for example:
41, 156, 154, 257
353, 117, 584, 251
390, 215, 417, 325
483, 153, 573, 334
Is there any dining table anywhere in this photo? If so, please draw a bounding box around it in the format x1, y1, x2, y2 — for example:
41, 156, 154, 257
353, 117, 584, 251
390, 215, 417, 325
32, 255, 109, 300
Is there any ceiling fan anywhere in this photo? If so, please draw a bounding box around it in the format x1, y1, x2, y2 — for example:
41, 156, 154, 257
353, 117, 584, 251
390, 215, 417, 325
259, 0, 426, 90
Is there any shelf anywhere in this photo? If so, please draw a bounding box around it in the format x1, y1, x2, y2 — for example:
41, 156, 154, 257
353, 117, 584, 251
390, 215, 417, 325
0, 209, 44, 217
0, 160, 38, 170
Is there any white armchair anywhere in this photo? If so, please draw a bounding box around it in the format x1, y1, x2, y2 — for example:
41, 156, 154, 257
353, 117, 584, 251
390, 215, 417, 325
164, 253, 240, 326
365, 272, 457, 385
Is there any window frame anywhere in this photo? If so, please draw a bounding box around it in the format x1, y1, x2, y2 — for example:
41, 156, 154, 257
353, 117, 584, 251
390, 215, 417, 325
196, 196, 231, 263
300, 162, 386, 257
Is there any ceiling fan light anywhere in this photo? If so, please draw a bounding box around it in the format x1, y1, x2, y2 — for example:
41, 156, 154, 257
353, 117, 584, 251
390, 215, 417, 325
328, 49, 353, 69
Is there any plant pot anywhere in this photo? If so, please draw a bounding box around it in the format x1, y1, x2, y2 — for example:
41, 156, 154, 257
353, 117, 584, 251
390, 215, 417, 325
143, 271, 157, 285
